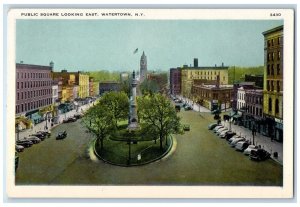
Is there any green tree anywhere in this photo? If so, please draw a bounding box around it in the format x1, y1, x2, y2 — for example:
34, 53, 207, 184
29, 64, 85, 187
99, 91, 129, 126
83, 104, 115, 151
138, 94, 181, 150
140, 79, 159, 95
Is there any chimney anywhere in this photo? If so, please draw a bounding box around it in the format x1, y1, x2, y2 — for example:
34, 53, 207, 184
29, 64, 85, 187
20, 61, 24, 64
222, 62, 224, 67
215, 64, 217, 67
194, 58, 198, 67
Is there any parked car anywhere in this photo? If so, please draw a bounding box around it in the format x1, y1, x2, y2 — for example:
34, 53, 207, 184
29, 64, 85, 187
228, 135, 241, 143
63, 117, 77, 123
216, 127, 228, 135
56, 131, 67, 140
184, 105, 193, 111
24, 136, 41, 144
208, 123, 218, 130
16, 140, 33, 148
213, 125, 224, 133
31, 133, 46, 141
235, 141, 250, 151
250, 149, 271, 161
183, 124, 190, 131
15, 145, 24, 152
217, 128, 229, 136
230, 137, 246, 147
224, 131, 237, 140
37, 130, 51, 137
243, 145, 258, 156
219, 129, 230, 138
175, 105, 181, 112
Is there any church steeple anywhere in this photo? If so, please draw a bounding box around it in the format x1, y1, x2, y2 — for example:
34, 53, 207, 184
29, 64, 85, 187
140, 51, 147, 83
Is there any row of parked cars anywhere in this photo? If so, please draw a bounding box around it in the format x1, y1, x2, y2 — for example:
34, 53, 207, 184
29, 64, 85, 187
15, 130, 51, 152
62, 113, 83, 123
208, 123, 271, 161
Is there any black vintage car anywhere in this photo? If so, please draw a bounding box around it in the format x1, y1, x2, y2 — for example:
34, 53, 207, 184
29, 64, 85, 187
37, 130, 51, 138
56, 131, 67, 140
31, 133, 46, 141
16, 140, 33, 148
250, 149, 271, 161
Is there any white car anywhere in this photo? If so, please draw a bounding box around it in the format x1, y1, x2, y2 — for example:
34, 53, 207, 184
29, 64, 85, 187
243, 145, 258, 155
235, 141, 250, 151
15, 145, 24, 152
219, 129, 230, 137
228, 135, 241, 143
230, 138, 246, 147
213, 126, 224, 133
216, 128, 228, 136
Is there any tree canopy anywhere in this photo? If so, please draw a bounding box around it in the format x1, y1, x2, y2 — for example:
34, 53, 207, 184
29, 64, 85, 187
137, 94, 181, 150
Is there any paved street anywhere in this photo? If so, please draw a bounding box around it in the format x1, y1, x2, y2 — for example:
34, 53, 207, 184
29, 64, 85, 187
16, 108, 283, 186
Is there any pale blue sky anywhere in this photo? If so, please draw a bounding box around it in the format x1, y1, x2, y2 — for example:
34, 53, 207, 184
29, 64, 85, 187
16, 20, 283, 72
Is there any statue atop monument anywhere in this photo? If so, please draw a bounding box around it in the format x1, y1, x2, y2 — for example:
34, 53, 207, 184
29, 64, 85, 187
128, 70, 139, 131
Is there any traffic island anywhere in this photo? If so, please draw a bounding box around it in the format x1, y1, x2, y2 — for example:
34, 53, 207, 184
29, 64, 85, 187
93, 127, 173, 167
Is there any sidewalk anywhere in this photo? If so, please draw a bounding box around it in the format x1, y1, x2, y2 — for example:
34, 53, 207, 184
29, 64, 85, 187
222, 120, 283, 165
176, 95, 211, 113
16, 102, 93, 141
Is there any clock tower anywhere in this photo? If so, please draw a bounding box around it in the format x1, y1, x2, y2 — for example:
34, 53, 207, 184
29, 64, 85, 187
140, 51, 147, 83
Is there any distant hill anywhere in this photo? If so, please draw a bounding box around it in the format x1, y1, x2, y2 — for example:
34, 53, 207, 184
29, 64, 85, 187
228, 66, 264, 84
87, 71, 120, 82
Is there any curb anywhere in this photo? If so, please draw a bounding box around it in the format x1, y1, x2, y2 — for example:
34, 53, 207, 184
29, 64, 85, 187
93, 135, 174, 167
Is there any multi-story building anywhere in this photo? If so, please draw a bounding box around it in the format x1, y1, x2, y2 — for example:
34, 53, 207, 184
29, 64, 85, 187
89, 77, 94, 97
52, 80, 59, 104
191, 76, 233, 111
52, 70, 89, 99
93, 81, 99, 96
237, 87, 246, 111
232, 82, 256, 111
169, 68, 181, 95
16, 62, 53, 123
140, 51, 147, 83
262, 25, 283, 141
244, 89, 263, 133
99, 81, 120, 95
181, 62, 229, 98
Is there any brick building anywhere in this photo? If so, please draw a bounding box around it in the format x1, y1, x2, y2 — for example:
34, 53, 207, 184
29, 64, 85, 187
169, 68, 181, 95
16, 62, 53, 123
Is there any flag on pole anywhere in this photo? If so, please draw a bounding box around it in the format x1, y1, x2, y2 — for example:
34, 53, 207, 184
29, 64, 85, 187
133, 48, 138, 54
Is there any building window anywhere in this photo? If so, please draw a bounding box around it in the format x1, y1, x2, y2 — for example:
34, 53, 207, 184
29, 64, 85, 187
260, 108, 262, 116
271, 65, 274, 75
21, 104, 23, 112
267, 65, 270, 75
17, 93, 19, 100
21, 82, 23, 88
268, 98, 272, 112
17, 82, 19, 89
277, 64, 280, 75
267, 81, 270, 91
278, 51, 281, 60
277, 81, 280, 92
271, 81, 274, 91
271, 39, 274, 46
275, 99, 279, 114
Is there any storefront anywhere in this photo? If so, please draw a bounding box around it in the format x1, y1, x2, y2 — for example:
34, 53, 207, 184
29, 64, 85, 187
275, 118, 283, 142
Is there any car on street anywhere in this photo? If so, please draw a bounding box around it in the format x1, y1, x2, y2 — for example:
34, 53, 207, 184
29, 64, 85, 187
243, 145, 258, 156
16, 140, 33, 148
15, 145, 24, 152
183, 124, 190, 131
208, 123, 218, 130
219, 129, 230, 138
37, 130, 51, 137
74, 113, 83, 119
184, 105, 193, 111
250, 149, 271, 161
229, 137, 246, 147
213, 125, 224, 133
24, 136, 41, 144
216, 127, 228, 135
224, 131, 237, 140
235, 141, 250, 151
31, 133, 46, 141
56, 131, 67, 140
228, 135, 241, 143
63, 117, 77, 123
